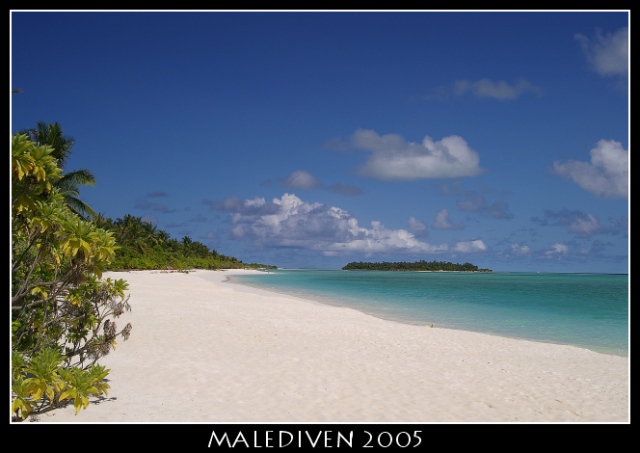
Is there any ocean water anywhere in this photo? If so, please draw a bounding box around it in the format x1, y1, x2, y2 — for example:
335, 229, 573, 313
228, 270, 629, 357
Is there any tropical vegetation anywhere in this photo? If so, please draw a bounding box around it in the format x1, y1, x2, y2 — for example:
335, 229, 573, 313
19, 121, 97, 218
342, 260, 492, 272
11, 123, 275, 422
12, 132, 131, 421
93, 213, 276, 271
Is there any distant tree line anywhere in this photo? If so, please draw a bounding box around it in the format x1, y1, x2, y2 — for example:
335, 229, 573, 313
92, 213, 277, 271
342, 260, 492, 272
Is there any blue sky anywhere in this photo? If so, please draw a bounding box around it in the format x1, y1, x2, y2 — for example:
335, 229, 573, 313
10, 10, 629, 273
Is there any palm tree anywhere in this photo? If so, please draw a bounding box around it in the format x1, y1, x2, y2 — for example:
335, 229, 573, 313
181, 236, 193, 258
141, 220, 159, 247
113, 214, 155, 254
92, 213, 114, 231
155, 230, 171, 247
20, 122, 96, 218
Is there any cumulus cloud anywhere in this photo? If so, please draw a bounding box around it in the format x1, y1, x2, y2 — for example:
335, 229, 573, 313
350, 129, 484, 180
210, 193, 449, 256
454, 78, 542, 100
407, 216, 427, 235
510, 244, 531, 255
567, 213, 604, 237
432, 209, 464, 230
545, 243, 569, 256
575, 26, 628, 78
454, 239, 487, 253
205, 196, 279, 216
552, 139, 628, 198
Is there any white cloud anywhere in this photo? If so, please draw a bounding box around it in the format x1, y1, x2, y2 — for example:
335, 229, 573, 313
211, 195, 276, 215
510, 244, 531, 255
545, 243, 569, 256
454, 78, 542, 100
454, 239, 487, 253
432, 209, 464, 230
552, 139, 628, 198
407, 216, 427, 233
244, 197, 267, 208
351, 129, 484, 180
213, 193, 450, 256
328, 220, 448, 256
568, 213, 603, 237
575, 27, 628, 78
231, 224, 246, 238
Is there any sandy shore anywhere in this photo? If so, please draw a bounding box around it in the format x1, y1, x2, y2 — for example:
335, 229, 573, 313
35, 269, 629, 423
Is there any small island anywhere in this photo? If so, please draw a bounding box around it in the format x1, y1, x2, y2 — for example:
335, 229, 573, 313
342, 260, 492, 272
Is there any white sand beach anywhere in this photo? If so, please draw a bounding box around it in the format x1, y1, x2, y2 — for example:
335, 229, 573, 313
37, 269, 629, 423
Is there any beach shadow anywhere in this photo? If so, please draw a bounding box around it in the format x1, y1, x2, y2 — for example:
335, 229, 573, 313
55, 394, 118, 409
26, 395, 119, 422
89, 395, 118, 406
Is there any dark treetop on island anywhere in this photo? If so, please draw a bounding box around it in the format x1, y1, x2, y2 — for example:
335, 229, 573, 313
342, 260, 492, 272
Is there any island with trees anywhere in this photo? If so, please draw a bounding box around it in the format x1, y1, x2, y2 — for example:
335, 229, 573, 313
342, 260, 492, 272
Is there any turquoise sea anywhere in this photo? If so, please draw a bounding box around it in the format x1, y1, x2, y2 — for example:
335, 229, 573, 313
228, 270, 629, 357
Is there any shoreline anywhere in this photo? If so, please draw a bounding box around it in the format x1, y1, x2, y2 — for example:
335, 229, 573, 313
33, 269, 629, 423
225, 270, 628, 359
